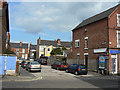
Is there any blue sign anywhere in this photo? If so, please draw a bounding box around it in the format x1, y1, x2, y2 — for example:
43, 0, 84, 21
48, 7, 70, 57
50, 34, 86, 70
99, 56, 105, 69
110, 50, 120, 54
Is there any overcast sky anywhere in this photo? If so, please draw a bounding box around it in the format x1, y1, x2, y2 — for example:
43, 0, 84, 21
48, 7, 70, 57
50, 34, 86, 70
8, 2, 117, 44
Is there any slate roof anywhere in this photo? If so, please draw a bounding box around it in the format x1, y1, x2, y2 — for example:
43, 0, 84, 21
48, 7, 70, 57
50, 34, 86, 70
39, 40, 72, 48
73, 4, 118, 30
30, 45, 37, 50
10, 43, 28, 48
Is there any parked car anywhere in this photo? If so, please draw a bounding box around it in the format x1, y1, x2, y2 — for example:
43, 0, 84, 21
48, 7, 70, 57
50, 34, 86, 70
51, 61, 69, 70
38, 59, 47, 65
21, 60, 30, 68
19, 58, 24, 65
65, 64, 88, 75
25, 61, 41, 72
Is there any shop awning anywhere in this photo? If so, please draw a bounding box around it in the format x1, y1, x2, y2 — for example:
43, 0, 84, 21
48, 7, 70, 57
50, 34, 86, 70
94, 48, 107, 53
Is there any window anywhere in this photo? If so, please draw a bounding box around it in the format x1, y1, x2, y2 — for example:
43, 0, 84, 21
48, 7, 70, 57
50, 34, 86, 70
22, 49, 25, 53
117, 14, 120, 27
117, 31, 120, 47
22, 54, 24, 58
48, 48, 50, 51
41, 47, 44, 52
85, 37, 88, 49
16, 49, 19, 52
75, 40, 79, 47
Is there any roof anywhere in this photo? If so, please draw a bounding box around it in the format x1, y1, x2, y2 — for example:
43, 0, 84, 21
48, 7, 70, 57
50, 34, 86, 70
39, 40, 72, 48
10, 43, 28, 48
73, 4, 118, 30
30, 45, 37, 50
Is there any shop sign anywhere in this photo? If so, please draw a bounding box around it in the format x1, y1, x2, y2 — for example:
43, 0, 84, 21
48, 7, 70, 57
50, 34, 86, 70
99, 55, 105, 69
110, 50, 120, 54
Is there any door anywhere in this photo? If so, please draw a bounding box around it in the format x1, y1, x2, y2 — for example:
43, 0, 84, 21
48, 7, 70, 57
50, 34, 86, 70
85, 55, 88, 68
111, 54, 117, 74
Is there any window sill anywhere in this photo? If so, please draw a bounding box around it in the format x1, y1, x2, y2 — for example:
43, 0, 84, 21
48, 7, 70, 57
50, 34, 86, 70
84, 48, 88, 50
75, 46, 79, 48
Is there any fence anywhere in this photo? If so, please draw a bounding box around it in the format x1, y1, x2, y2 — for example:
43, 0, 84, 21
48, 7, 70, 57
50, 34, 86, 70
0, 55, 18, 76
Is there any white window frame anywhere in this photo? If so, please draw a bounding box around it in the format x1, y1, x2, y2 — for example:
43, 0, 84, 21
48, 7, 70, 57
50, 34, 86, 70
117, 14, 120, 27
22, 54, 24, 58
75, 39, 80, 48
22, 49, 25, 53
84, 37, 88, 49
117, 31, 120, 48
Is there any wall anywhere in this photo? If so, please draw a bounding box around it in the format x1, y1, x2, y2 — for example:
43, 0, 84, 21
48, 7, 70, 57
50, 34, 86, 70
68, 18, 109, 71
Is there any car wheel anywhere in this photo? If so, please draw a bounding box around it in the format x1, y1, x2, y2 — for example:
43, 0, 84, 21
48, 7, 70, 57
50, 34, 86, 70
75, 71, 78, 75
84, 73, 87, 75
28, 69, 31, 72
66, 69, 69, 73
56, 67, 59, 70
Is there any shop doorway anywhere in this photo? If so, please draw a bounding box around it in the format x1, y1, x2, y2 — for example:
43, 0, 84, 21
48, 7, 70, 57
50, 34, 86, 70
111, 54, 117, 74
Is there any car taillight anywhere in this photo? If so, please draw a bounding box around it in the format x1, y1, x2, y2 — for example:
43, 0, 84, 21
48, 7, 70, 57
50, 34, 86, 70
24, 64, 26, 65
78, 68, 80, 71
30, 65, 32, 68
40, 65, 41, 68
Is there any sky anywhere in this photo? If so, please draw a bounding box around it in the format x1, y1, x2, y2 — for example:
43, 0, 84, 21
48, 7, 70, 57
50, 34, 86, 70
8, 1, 118, 44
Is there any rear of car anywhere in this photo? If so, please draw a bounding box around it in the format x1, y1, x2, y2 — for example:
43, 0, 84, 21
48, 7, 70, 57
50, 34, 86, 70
26, 61, 41, 72
77, 65, 88, 75
58, 62, 69, 70
21, 60, 30, 68
40, 59, 47, 65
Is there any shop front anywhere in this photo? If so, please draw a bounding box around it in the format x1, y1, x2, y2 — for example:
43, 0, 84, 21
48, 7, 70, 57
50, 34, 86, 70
109, 49, 120, 75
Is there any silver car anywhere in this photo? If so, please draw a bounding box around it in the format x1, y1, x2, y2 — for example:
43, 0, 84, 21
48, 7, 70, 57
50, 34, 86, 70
25, 61, 41, 72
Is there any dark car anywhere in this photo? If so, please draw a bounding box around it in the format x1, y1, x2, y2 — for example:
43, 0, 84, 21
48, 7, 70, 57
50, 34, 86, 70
51, 61, 69, 70
65, 64, 88, 75
38, 59, 47, 65
21, 60, 30, 68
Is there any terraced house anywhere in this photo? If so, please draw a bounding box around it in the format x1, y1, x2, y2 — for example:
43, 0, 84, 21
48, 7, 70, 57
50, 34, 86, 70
0, 0, 9, 54
68, 4, 120, 75
36, 37, 72, 59
10, 42, 29, 59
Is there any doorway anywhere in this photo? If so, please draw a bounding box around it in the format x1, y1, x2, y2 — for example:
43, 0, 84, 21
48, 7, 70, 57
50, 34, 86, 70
85, 55, 88, 68
111, 54, 117, 74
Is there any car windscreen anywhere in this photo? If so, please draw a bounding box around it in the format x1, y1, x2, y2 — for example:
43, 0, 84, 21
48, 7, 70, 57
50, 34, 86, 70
61, 63, 68, 65
31, 62, 39, 65
79, 65, 86, 68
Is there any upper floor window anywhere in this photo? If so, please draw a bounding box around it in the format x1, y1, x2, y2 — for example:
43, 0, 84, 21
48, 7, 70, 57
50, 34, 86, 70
22, 49, 25, 53
85, 37, 88, 49
117, 31, 120, 47
75, 40, 79, 48
117, 14, 120, 27
41, 47, 44, 52
48, 48, 50, 51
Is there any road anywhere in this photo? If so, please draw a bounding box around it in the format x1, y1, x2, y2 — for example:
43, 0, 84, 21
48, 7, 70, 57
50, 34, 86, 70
2, 65, 119, 89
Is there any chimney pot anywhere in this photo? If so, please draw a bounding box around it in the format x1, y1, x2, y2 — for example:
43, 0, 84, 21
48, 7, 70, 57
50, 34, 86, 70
20, 41, 22, 46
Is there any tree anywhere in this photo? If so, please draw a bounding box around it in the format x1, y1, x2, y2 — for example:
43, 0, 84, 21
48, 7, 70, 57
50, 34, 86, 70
62, 47, 67, 50
5, 47, 15, 54
50, 48, 63, 55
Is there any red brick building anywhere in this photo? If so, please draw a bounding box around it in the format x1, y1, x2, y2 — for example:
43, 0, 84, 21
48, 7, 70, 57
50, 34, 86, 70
68, 4, 120, 75
0, 0, 9, 54
10, 42, 29, 59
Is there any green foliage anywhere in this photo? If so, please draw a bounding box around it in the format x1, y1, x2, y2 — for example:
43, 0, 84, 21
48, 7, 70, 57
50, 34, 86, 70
5, 47, 15, 54
62, 47, 67, 50
50, 48, 63, 55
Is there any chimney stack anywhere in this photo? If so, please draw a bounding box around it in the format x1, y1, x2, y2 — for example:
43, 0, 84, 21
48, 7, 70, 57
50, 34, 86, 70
20, 41, 22, 46
7, 32, 10, 40
37, 37, 41, 44
0, 0, 4, 8
57, 38, 61, 45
